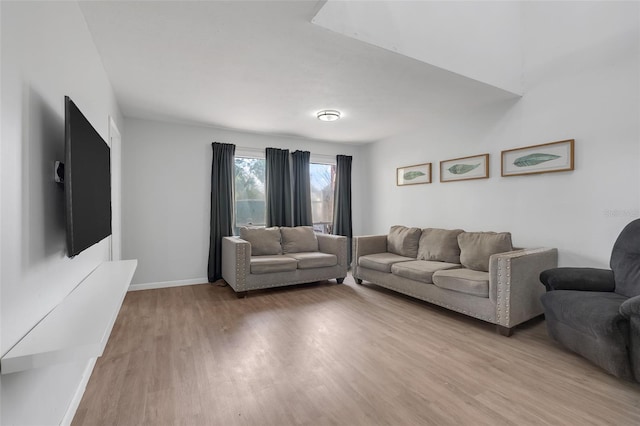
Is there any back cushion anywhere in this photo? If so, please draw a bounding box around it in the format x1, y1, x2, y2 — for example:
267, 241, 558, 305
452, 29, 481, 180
610, 218, 640, 297
418, 228, 464, 264
281, 226, 319, 253
387, 225, 422, 258
239, 226, 282, 256
458, 232, 513, 272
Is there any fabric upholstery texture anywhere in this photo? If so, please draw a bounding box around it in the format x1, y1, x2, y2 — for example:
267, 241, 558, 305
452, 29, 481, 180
540, 267, 615, 292
418, 228, 464, 264
250, 255, 298, 274
240, 226, 282, 256
541, 290, 633, 379
458, 231, 513, 272
387, 225, 422, 258
358, 252, 414, 273
281, 226, 319, 253
391, 260, 461, 284
432, 268, 490, 298
284, 252, 337, 269
610, 219, 640, 298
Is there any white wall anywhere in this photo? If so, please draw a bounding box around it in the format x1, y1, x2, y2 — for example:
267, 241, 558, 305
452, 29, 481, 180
1, 2, 123, 424
123, 118, 364, 286
361, 1, 639, 268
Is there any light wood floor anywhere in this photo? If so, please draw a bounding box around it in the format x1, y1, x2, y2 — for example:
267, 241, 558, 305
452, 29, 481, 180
73, 275, 640, 426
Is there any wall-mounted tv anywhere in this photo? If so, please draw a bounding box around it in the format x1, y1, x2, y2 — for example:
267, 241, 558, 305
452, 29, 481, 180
64, 96, 112, 257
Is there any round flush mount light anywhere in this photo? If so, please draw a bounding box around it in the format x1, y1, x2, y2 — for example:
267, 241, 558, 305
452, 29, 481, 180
317, 110, 341, 122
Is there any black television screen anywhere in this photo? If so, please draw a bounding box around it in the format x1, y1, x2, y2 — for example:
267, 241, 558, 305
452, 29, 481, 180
64, 96, 112, 257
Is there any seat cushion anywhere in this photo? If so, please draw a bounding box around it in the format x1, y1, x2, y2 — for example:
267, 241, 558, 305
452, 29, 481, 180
284, 252, 337, 269
457, 232, 513, 272
250, 255, 298, 274
387, 225, 421, 258
391, 260, 461, 284
358, 253, 414, 273
432, 268, 490, 297
418, 228, 464, 264
541, 290, 629, 338
281, 226, 319, 253
240, 227, 282, 256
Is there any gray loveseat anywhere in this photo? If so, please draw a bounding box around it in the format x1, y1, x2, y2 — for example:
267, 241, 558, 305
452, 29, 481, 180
222, 226, 348, 297
353, 226, 558, 336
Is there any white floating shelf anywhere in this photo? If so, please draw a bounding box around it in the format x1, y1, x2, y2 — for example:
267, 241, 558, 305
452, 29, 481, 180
1, 260, 137, 375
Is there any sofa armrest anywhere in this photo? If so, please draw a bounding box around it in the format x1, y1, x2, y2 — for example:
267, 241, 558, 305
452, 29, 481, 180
221, 236, 250, 292
539, 267, 615, 292
317, 233, 348, 267
489, 247, 558, 328
352, 235, 388, 262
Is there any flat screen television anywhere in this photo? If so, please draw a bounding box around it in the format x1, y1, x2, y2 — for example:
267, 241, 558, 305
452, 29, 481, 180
64, 96, 112, 257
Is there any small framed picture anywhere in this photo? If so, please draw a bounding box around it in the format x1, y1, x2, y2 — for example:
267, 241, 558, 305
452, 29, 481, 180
501, 139, 574, 177
397, 163, 432, 186
440, 153, 489, 183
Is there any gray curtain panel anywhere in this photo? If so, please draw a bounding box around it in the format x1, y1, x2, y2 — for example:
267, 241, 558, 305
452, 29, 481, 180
332, 155, 353, 264
208, 142, 236, 282
266, 147, 293, 227
292, 150, 313, 226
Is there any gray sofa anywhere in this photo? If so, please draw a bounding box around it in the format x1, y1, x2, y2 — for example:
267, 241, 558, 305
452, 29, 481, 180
222, 226, 348, 296
353, 226, 558, 336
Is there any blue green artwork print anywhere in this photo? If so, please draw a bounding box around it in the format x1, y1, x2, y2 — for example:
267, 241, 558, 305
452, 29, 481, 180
513, 153, 560, 167
404, 171, 426, 180
448, 163, 480, 175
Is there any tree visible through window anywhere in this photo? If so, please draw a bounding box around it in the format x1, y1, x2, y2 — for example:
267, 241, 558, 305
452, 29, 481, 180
234, 157, 266, 231
310, 163, 336, 232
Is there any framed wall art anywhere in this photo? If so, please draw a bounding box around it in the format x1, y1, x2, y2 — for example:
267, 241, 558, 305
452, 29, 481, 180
440, 153, 489, 183
397, 163, 432, 186
502, 139, 574, 177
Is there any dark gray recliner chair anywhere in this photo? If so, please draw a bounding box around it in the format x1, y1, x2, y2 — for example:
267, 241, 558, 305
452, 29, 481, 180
539, 219, 640, 381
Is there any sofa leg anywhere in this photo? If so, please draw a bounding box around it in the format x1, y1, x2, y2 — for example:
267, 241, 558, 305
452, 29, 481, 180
355, 278, 363, 285
336, 277, 345, 284
236, 291, 248, 299
496, 325, 513, 337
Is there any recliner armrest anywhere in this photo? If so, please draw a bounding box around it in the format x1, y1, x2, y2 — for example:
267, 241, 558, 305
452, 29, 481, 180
620, 295, 640, 318
539, 267, 615, 292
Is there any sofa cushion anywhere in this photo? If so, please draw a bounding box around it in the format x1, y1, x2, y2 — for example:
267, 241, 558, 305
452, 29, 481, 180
359, 253, 414, 273
281, 226, 319, 253
250, 255, 298, 274
387, 225, 421, 258
391, 260, 461, 284
240, 226, 282, 256
458, 232, 513, 272
418, 228, 464, 264
284, 252, 337, 269
432, 268, 490, 298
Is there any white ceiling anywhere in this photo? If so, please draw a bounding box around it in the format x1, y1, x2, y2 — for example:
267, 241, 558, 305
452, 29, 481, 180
79, 1, 518, 144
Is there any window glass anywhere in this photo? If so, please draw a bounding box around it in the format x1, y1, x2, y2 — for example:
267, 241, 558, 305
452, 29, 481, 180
234, 157, 265, 231
310, 163, 335, 233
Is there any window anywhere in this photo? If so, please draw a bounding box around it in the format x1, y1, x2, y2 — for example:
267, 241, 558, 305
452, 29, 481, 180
310, 162, 336, 233
234, 157, 265, 231
233, 155, 335, 233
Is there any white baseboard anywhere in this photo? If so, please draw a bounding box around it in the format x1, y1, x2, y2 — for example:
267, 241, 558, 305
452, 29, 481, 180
60, 358, 97, 426
128, 277, 209, 292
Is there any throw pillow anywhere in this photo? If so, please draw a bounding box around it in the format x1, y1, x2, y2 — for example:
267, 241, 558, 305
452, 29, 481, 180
387, 225, 422, 258
458, 232, 513, 272
239, 226, 282, 256
418, 228, 464, 264
281, 226, 318, 253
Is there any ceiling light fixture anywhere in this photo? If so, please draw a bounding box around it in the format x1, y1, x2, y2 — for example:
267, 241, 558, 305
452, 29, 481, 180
317, 110, 341, 122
